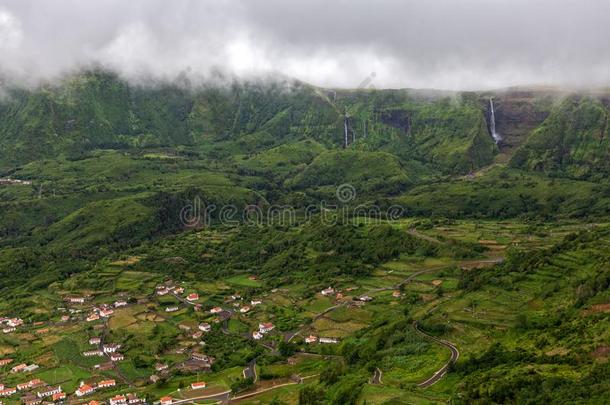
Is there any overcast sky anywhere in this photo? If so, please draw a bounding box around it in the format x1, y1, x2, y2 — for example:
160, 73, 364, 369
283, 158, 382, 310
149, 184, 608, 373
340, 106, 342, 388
1, 0, 609, 90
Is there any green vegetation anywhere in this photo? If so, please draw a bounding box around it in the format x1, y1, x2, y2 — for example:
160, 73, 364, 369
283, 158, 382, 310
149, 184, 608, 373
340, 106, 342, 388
1, 71, 610, 403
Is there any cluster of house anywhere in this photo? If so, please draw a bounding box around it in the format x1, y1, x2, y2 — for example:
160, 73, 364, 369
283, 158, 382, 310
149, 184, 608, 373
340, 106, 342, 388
1, 316, 24, 334
0, 378, 64, 403
321, 287, 376, 304
252, 322, 275, 340
83, 340, 125, 363
10, 363, 39, 373
304, 335, 339, 344
156, 283, 196, 301
0, 178, 32, 186
86, 300, 127, 322
75, 379, 116, 397
107, 393, 145, 405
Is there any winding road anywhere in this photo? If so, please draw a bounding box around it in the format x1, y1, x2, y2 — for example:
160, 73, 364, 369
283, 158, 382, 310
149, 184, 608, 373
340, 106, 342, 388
412, 321, 460, 388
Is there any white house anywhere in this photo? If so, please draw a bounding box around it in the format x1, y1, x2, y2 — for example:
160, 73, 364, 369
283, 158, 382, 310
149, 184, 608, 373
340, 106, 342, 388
305, 335, 318, 344
97, 379, 116, 388
110, 353, 124, 362
321, 287, 335, 296
258, 322, 274, 333
198, 323, 211, 332
36, 386, 62, 398
109, 395, 127, 405
103, 344, 121, 353
75, 383, 95, 397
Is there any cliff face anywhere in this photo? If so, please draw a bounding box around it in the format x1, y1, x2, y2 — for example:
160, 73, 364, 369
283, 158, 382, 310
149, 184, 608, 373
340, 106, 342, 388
482, 90, 555, 162
510, 96, 610, 180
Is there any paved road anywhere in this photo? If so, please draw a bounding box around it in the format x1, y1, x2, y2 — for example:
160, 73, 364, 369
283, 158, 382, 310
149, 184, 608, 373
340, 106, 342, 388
167, 390, 231, 404
412, 321, 460, 388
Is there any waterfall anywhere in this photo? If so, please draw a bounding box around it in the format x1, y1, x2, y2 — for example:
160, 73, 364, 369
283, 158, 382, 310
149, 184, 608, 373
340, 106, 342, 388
489, 98, 501, 144
344, 115, 349, 148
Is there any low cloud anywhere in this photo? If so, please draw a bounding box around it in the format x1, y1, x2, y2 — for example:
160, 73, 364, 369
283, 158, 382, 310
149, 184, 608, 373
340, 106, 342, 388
1, 0, 609, 90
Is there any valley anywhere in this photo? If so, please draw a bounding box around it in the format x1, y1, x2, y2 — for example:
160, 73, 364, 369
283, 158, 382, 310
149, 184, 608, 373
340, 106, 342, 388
1, 72, 610, 404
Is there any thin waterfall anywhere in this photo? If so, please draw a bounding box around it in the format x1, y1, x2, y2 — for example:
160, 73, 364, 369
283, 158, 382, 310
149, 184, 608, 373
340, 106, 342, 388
489, 98, 501, 144
344, 114, 349, 148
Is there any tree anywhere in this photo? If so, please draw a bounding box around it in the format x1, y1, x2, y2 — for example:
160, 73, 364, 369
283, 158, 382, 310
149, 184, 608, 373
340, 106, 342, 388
299, 384, 326, 404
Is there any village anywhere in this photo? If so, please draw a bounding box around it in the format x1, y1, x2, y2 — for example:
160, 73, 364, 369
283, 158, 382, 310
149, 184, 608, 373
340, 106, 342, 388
0, 265, 411, 405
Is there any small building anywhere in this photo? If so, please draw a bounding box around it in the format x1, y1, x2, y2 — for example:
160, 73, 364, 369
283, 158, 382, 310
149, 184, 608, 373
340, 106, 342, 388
305, 335, 318, 344
97, 379, 116, 388
198, 323, 211, 332
160, 396, 173, 405
173, 287, 184, 294
0, 358, 13, 366
89, 337, 101, 345
52, 392, 66, 401
252, 331, 263, 340
23, 364, 39, 372
321, 287, 335, 296
109, 395, 127, 405
110, 353, 124, 362
319, 337, 339, 344
83, 350, 103, 357
392, 291, 401, 298
103, 344, 121, 353
99, 309, 114, 317
155, 363, 168, 372
86, 314, 100, 322
209, 307, 222, 314
66, 297, 85, 304
127, 393, 143, 404
0, 387, 16, 396
114, 301, 128, 308
359, 295, 373, 302
75, 384, 95, 397
36, 385, 62, 398
21, 394, 42, 405
250, 300, 262, 306
259, 322, 275, 333
165, 306, 179, 313
239, 306, 250, 314
191, 381, 206, 390
187, 293, 199, 301
11, 363, 27, 373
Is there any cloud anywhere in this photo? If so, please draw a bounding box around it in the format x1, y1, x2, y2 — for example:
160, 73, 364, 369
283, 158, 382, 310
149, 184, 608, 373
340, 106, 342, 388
0, 0, 609, 90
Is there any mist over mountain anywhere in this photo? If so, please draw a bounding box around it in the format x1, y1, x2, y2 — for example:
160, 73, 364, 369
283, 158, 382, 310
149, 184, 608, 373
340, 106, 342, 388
2, 3, 610, 404
1, 0, 610, 89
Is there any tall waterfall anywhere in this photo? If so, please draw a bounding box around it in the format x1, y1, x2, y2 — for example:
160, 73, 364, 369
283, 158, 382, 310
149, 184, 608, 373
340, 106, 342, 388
344, 115, 349, 148
489, 98, 501, 144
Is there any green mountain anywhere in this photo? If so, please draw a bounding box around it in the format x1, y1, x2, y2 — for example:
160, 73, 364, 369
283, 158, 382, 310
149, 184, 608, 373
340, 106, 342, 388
511, 96, 610, 180
2, 70, 610, 404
